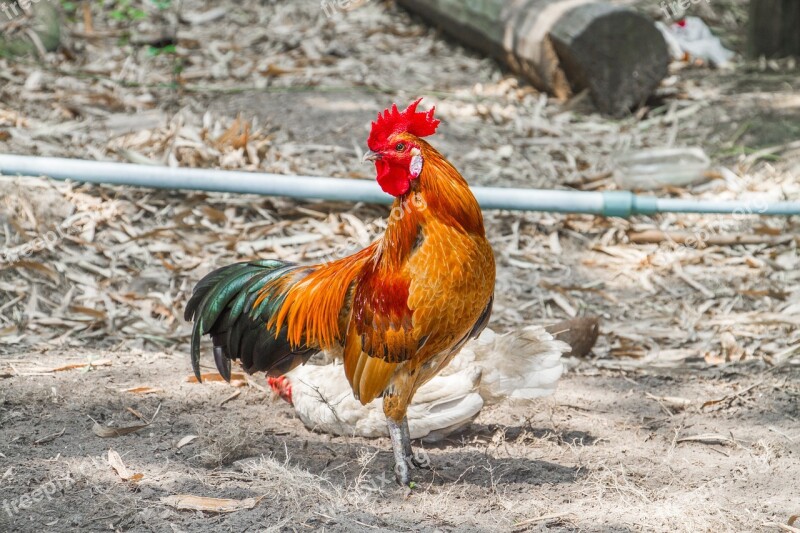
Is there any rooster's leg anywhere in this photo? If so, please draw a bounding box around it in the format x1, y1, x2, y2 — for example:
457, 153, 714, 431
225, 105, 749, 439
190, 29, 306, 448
401, 417, 430, 469
387, 418, 411, 485
400, 417, 412, 458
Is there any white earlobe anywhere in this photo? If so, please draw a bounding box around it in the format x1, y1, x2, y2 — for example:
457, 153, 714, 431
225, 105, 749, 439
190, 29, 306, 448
410, 154, 423, 178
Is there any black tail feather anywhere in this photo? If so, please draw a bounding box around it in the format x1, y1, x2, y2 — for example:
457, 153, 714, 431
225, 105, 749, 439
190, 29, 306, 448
185, 260, 318, 382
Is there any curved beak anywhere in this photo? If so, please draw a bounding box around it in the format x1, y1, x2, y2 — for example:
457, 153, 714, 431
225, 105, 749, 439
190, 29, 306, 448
362, 150, 380, 163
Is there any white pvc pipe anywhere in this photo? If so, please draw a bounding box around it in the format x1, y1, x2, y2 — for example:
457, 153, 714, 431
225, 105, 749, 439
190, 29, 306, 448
1, 154, 798, 218
0, 154, 605, 214
655, 198, 800, 216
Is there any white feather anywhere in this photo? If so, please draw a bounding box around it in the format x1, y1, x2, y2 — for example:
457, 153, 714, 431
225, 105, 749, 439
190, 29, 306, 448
448, 325, 569, 403
284, 325, 569, 440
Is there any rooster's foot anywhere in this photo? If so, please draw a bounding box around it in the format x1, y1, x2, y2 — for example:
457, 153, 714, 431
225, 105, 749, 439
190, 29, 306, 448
408, 451, 431, 470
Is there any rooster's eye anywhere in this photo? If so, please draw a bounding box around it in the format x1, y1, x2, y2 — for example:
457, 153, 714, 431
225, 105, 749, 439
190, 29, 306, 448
395, 142, 406, 152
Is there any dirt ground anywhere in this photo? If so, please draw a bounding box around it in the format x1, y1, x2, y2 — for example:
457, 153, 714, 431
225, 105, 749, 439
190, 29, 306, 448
0, 349, 797, 532
1, 0, 799, 531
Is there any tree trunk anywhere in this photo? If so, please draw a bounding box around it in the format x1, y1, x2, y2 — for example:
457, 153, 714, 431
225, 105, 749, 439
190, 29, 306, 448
396, 0, 669, 116
748, 0, 800, 59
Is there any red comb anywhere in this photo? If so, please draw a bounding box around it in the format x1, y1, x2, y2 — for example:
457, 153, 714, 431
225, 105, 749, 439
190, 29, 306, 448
368, 98, 440, 151
267, 376, 286, 390
267, 376, 292, 404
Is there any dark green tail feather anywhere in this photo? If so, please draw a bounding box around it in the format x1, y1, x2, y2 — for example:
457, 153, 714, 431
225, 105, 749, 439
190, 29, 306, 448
185, 260, 317, 382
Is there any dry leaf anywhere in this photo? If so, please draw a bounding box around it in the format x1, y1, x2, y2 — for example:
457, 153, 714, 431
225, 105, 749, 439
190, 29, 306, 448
763, 522, 800, 533
161, 495, 263, 513
33, 428, 65, 445
107, 449, 143, 482
126, 407, 146, 421
701, 396, 728, 409
215, 116, 250, 150
5, 260, 60, 283
720, 331, 745, 362
49, 359, 112, 373
186, 372, 247, 387
68, 305, 107, 319
121, 386, 163, 395
514, 511, 574, 528
676, 433, 736, 446
220, 390, 241, 406
92, 422, 149, 438
703, 351, 726, 366
176, 435, 198, 449
645, 393, 694, 411
702, 381, 764, 409
0, 325, 18, 336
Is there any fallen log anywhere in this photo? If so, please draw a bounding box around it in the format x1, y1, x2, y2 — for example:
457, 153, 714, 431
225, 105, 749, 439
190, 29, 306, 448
397, 0, 669, 116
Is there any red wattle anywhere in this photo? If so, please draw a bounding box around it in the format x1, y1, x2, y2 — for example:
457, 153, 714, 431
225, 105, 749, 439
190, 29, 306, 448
375, 162, 411, 197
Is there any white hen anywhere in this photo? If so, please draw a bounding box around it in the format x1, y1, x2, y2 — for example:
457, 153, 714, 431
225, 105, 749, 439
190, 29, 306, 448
268, 326, 569, 441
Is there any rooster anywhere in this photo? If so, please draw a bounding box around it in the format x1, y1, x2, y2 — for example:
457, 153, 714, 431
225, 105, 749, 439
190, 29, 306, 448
185, 99, 496, 485
268, 326, 569, 441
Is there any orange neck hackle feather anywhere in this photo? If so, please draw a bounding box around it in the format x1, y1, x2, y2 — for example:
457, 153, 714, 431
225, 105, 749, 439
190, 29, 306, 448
414, 139, 485, 236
